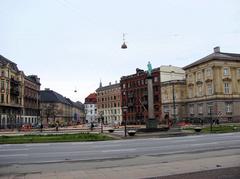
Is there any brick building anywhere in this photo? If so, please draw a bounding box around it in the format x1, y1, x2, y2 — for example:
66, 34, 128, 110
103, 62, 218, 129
120, 68, 162, 125
96, 82, 122, 126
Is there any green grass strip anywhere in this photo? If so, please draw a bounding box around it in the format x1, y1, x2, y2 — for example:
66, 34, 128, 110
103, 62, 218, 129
0, 133, 114, 144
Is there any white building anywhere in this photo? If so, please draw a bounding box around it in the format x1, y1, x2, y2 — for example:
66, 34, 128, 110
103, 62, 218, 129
84, 93, 97, 124
160, 65, 185, 82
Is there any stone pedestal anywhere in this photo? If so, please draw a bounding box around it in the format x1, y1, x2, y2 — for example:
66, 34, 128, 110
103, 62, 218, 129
146, 76, 158, 129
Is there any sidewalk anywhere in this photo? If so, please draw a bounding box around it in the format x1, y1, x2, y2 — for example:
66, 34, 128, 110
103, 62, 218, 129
1, 152, 239, 179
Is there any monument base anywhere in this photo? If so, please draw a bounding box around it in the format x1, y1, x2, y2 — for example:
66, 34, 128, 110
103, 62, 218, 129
146, 118, 158, 129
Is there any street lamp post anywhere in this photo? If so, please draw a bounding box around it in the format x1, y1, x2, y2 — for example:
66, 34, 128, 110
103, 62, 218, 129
99, 111, 104, 133
122, 106, 128, 137
172, 82, 176, 126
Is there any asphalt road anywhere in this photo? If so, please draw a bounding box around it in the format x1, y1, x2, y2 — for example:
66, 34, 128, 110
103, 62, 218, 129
0, 132, 240, 178
0, 132, 240, 165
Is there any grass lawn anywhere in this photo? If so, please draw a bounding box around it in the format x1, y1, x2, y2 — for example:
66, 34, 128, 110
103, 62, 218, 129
183, 124, 240, 133
0, 133, 114, 144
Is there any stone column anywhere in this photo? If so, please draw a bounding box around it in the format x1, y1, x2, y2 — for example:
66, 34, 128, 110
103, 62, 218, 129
146, 76, 158, 129
147, 76, 154, 119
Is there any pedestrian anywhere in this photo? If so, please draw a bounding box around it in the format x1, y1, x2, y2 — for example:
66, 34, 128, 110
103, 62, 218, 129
40, 123, 43, 133
90, 122, 94, 131
56, 122, 59, 131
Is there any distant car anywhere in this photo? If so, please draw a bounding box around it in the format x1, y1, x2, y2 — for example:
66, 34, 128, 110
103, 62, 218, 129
32, 123, 42, 129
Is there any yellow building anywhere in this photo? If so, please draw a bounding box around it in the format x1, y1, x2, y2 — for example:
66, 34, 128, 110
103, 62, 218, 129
0, 55, 24, 128
161, 80, 186, 122
183, 47, 240, 122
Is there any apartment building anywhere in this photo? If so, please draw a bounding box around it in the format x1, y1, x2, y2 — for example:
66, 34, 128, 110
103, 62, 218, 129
96, 81, 122, 126
0, 55, 24, 128
120, 68, 161, 124
183, 47, 240, 122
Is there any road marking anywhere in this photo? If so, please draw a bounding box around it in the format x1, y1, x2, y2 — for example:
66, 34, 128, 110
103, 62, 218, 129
25, 144, 51, 147
0, 154, 28, 157
101, 148, 136, 153
70, 142, 94, 145
0, 148, 29, 152
190, 142, 219, 146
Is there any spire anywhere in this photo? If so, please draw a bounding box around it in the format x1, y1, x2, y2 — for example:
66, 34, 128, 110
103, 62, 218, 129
99, 79, 102, 88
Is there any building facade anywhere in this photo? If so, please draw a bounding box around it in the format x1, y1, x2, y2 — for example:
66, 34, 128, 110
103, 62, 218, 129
84, 93, 97, 124
183, 47, 240, 122
40, 89, 72, 126
0, 55, 24, 129
120, 68, 162, 125
72, 101, 85, 124
161, 80, 186, 122
96, 82, 122, 126
23, 75, 41, 126
160, 65, 185, 82
160, 65, 186, 122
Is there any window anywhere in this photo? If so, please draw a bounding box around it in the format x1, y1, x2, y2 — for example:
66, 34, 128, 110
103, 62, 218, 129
198, 104, 203, 114
207, 83, 213, 95
207, 103, 213, 115
1, 94, 4, 103
225, 103, 232, 113
197, 85, 203, 96
123, 84, 126, 89
1, 80, 4, 91
188, 74, 193, 82
163, 106, 169, 113
188, 87, 193, 98
189, 104, 194, 115
205, 68, 212, 77
172, 105, 178, 115
223, 67, 229, 76
196, 71, 202, 81
224, 83, 230, 94
237, 68, 240, 77
154, 76, 158, 82
1, 70, 5, 77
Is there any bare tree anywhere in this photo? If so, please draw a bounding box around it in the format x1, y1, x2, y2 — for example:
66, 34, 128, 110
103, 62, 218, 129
41, 103, 60, 124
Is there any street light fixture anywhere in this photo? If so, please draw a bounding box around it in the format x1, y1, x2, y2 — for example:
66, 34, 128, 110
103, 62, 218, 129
99, 111, 104, 133
121, 33, 127, 49
122, 106, 128, 137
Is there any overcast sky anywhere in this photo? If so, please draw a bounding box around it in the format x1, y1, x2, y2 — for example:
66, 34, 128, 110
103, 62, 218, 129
1, 0, 240, 102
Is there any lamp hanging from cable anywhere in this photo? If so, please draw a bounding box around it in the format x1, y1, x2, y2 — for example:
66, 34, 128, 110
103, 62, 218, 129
121, 33, 127, 49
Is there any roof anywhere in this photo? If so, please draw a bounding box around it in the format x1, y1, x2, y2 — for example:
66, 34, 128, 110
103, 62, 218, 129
24, 75, 41, 85
84, 93, 97, 104
120, 67, 160, 80
74, 101, 84, 110
96, 83, 120, 92
0, 55, 19, 72
40, 89, 71, 105
183, 51, 240, 70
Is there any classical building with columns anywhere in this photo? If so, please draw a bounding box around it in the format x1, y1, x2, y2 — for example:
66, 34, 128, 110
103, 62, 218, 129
183, 47, 240, 122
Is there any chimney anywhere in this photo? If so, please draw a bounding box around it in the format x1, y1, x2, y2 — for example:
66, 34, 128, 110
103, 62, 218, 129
214, 46, 220, 53
115, 80, 117, 84
109, 82, 111, 85
45, 88, 50, 91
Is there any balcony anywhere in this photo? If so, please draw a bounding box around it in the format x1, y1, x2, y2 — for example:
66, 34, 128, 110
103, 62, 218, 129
10, 87, 19, 96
